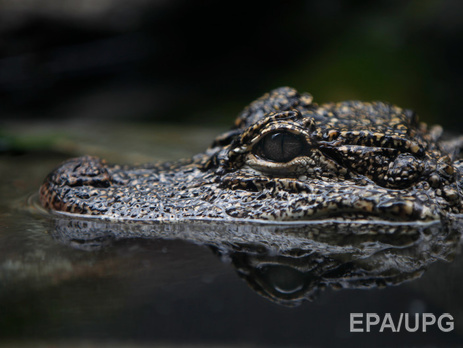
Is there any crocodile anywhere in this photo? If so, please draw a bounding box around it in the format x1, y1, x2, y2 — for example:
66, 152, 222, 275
39, 87, 463, 222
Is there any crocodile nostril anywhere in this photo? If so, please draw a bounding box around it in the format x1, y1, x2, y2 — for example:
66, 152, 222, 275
67, 178, 111, 188
53, 156, 112, 188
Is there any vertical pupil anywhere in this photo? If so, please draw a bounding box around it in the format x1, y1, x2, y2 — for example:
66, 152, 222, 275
271, 133, 284, 158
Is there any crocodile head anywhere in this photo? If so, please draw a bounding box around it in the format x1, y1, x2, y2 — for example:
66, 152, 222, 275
40, 87, 463, 222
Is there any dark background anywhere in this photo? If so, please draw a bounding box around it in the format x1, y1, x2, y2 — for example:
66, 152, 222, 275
1, 0, 462, 131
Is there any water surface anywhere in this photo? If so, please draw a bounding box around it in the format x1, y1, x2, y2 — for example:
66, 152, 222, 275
1, 122, 462, 347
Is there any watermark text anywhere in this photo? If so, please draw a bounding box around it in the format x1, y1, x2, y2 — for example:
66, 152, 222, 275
350, 313, 454, 333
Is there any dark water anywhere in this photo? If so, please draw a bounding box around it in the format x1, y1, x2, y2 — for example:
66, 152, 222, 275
1, 127, 463, 347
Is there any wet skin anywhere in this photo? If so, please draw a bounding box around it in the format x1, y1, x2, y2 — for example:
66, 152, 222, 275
40, 87, 463, 222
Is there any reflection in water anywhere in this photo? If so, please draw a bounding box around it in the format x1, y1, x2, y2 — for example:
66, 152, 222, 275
48, 214, 462, 306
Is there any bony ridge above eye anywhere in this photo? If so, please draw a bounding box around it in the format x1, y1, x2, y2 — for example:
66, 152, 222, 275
256, 131, 305, 163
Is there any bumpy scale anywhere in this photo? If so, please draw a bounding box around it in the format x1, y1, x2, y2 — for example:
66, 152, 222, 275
40, 87, 463, 222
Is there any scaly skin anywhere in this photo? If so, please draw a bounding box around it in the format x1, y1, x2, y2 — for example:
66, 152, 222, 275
40, 87, 463, 222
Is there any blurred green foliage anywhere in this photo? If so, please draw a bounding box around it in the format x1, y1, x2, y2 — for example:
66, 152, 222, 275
1, 0, 462, 134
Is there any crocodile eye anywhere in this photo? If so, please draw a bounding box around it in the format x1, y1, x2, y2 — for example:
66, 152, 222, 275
257, 132, 304, 162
